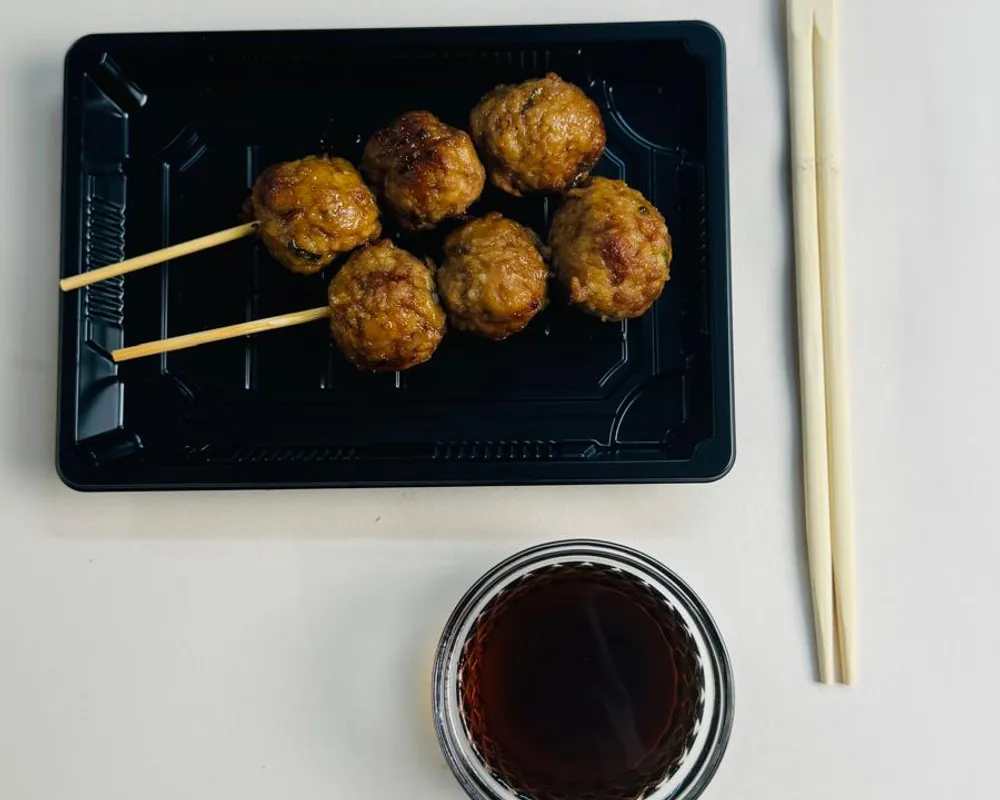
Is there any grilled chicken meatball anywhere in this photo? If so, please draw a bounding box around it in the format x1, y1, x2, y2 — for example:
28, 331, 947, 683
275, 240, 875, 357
251, 155, 381, 275
469, 73, 606, 196
362, 111, 486, 230
549, 178, 672, 321
437, 213, 549, 340
328, 240, 446, 371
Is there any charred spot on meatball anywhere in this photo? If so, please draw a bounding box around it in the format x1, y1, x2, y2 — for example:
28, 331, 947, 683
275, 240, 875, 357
437, 212, 550, 341
548, 178, 672, 322
327, 240, 446, 372
469, 73, 606, 196
361, 111, 486, 230
250, 155, 381, 275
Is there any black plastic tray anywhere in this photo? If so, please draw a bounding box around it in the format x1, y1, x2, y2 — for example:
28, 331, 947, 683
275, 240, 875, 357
57, 22, 733, 490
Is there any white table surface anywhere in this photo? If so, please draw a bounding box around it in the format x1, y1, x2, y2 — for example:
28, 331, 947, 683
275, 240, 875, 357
1, 1, 998, 798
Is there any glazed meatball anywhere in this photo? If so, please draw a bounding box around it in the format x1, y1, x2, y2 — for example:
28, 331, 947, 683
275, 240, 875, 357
251, 155, 381, 275
437, 213, 550, 340
548, 178, 672, 321
362, 111, 486, 230
328, 240, 446, 371
469, 73, 606, 196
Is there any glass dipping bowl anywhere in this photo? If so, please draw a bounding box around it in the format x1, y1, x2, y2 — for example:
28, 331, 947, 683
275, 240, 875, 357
432, 539, 734, 800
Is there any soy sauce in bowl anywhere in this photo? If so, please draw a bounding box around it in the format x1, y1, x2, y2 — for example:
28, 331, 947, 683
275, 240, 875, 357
434, 541, 734, 800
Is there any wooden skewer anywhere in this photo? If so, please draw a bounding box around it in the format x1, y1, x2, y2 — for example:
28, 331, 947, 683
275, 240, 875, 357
787, 0, 836, 685
111, 306, 332, 363
60, 221, 259, 292
814, 0, 857, 685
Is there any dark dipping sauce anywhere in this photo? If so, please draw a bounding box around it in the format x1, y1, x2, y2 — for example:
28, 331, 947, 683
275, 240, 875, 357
459, 564, 704, 800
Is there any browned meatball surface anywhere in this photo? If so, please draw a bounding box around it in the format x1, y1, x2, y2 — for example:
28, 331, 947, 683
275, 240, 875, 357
251, 155, 381, 275
469, 73, 606, 196
362, 111, 486, 230
328, 240, 446, 371
437, 213, 550, 340
549, 178, 672, 322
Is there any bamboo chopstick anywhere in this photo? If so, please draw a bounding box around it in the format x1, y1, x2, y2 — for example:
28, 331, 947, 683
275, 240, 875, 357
813, 0, 857, 685
60, 222, 259, 292
111, 306, 332, 363
787, 0, 837, 685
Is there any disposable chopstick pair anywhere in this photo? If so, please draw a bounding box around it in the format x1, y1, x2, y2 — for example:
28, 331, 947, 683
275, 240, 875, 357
787, 0, 856, 685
